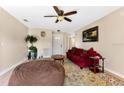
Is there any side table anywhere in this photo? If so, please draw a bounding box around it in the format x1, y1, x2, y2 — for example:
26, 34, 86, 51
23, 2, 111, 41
89, 56, 105, 73
51, 55, 65, 65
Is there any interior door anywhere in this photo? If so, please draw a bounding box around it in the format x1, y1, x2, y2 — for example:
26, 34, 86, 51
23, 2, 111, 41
53, 33, 64, 55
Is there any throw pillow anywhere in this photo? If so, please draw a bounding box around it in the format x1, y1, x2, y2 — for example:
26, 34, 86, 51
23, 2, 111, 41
87, 48, 101, 57
87, 48, 94, 56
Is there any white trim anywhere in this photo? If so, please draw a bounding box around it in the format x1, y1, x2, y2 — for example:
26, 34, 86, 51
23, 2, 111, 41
0, 58, 27, 76
105, 68, 124, 79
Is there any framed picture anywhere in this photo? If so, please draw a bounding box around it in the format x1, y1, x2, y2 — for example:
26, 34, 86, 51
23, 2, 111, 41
82, 26, 98, 42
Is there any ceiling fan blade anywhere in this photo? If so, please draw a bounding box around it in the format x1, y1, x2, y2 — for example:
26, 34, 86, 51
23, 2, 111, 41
55, 19, 59, 23
64, 17, 72, 22
60, 10, 64, 16
64, 11, 77, 16
53, 6, 60, 15
44, 15, 57, 17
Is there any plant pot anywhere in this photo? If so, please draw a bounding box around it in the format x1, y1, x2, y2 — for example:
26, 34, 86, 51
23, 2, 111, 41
28, 46, 37, 60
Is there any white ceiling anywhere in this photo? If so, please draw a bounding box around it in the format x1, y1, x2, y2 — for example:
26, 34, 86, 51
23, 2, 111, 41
2, 6, 121, 33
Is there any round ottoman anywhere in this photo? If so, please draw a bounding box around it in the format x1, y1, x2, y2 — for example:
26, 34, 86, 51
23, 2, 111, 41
8, 60, 65, 86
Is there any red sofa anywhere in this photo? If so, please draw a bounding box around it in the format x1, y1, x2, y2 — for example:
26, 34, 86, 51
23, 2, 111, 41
66, 47, 102, 69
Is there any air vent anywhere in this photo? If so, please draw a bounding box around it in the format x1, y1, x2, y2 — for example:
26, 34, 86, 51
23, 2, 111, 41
23, 19, 29, 22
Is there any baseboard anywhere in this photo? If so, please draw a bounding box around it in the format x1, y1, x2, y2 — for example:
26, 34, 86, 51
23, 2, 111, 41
105, 68, 124, 81
0, 58, 27, 76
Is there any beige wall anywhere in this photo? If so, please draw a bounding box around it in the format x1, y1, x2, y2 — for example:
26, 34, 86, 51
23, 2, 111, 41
63, 32, 70, 53
0, 43, 1, 65
0, 8, 28, 72
69, 36, 76, 49
28, 28, 53, 58
75, 7, 124, 78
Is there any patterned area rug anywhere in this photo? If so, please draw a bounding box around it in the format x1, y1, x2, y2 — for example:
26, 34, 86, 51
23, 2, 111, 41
64, 59, 124, 86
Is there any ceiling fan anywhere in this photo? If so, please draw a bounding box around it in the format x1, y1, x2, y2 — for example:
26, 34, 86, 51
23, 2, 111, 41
44, 6, 77, 23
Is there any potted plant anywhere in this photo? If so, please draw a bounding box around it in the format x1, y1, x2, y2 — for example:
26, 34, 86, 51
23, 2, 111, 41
25, 35, 38, 59
25, 35, 38, 46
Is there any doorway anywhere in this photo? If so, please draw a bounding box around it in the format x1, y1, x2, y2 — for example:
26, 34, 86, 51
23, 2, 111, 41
52, 32, 64, 55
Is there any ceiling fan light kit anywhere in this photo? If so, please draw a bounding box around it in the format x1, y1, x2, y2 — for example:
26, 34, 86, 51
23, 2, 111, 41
57, 16, 64, 21
44, 6, 77, 23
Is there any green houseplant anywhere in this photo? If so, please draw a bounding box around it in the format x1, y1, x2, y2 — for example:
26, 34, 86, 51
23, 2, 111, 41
25, 35, 38, 46
25, 35, 38, 59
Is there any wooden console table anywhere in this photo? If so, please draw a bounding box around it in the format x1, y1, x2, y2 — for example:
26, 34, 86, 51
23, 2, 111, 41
89, 56, 105, 73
